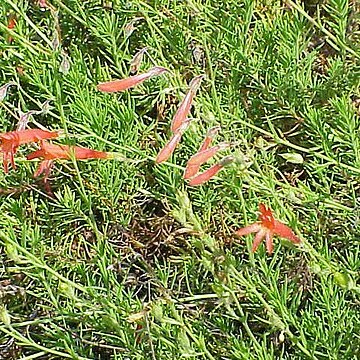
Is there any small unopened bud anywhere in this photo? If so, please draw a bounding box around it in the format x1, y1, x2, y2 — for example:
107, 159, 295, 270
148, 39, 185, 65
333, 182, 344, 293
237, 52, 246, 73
279, 331, 285, 343
219, 155, 235, 166
130, 47, 148, 74
124, 17, 144, 38
206, 126, 221, 138
59, 52, 70, 75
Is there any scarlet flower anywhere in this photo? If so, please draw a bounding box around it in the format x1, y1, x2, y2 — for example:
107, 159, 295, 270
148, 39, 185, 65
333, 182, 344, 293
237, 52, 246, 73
170, 75, 204, 133
185, 142, 230, 177
188, 155, 234, 186
155, 119, 191, 164
184, 126, 233, 186
0, 128, 59, 173
27, 141, 112, 161
187, 143, 230, 166
236, 204, 301, 254
97, 66, 168, 93
26, 141, 113, 191
184, 126, 220, 179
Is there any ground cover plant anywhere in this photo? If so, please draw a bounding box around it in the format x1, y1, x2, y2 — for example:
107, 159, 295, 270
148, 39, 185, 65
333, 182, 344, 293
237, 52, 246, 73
0, 0, 359, 359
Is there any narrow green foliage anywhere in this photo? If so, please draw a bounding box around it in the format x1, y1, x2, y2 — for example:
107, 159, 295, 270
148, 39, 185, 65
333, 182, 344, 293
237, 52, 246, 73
0, 0, 359, 359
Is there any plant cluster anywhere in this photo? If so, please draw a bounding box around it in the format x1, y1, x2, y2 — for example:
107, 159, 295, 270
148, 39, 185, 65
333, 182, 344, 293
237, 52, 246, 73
0, 0, 359, 358
1, 55, 303, 254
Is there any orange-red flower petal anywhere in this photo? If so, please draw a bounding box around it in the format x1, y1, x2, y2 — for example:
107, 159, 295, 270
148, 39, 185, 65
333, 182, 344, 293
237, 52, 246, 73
183, 126, 220, 180
252, 228, 267, 253
235, 223, 261, 237
188, 156, 233, 186
34, 159, 54, 193
0, 129, 59, 173
186, 143, 230, 167
258, 203, 275, 229
170, 75, 204, 133
26, 141, 112, 161
273, 220, 301, 244
235, 203, 301, 254
97, 66, 167, 93
265, 231, 274, 254
155, 120, 191, 164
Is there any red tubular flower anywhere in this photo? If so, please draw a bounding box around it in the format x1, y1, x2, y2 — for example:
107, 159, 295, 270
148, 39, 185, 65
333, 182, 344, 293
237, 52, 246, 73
186, 143, 230, 167
184, 126, 220, 179
155, 120, 191, 164
188, 155, 234, 186
97, 66, 168, 93
198, 126, 220, 152
170, 75, 204, 133
236, 203, 301, 254
26, 141, 113, 191
26, 141, 112, 161
0, 129, 59, 173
